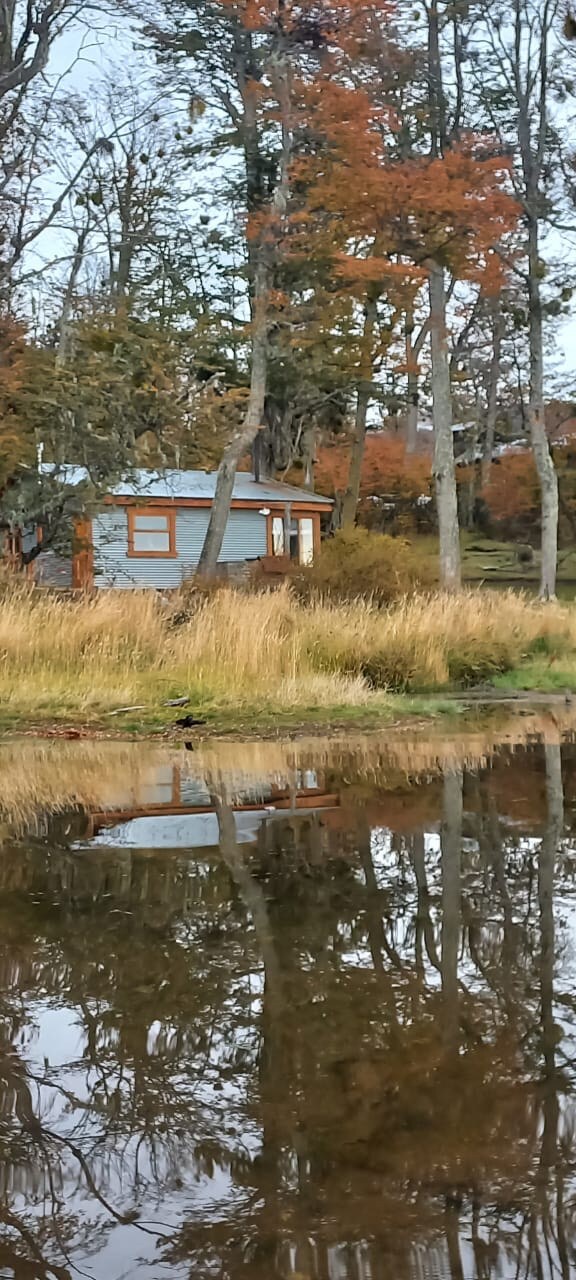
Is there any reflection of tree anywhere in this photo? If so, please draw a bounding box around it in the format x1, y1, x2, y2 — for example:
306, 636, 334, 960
527, 740, 570, 1279
1, 742, 576, 1275
410, 829, 440, 977
441, 768, 463, 1052
0, 838, 268, 1276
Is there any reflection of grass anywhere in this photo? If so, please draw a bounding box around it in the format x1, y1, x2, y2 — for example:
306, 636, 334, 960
0, 740, 164, 828
1, 581, 576, 731
2, 705, 574, 829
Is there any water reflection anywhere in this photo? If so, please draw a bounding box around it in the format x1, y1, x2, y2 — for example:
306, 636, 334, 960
1, 722, 576, 1277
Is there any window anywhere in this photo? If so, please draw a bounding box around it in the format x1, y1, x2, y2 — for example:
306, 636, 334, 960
299, 518, 314, 566
270, 515, 316, 564
289, 520, 300, 562
127, 508, 176, 558
272, 516, 285, 556
140, 765, 180, 806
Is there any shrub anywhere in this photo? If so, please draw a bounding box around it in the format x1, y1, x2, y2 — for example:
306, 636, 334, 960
293, 527, 433, 605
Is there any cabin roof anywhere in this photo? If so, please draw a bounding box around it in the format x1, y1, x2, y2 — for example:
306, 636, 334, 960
40, 464, 333, 507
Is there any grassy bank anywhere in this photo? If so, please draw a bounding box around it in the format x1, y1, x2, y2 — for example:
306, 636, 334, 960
1, 582, 576, 732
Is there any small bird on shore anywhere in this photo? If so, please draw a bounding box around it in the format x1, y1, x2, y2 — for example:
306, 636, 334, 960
174, 713, 207, 729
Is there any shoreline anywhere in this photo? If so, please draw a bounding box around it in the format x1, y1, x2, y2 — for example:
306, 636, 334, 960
1, 686, 573, 742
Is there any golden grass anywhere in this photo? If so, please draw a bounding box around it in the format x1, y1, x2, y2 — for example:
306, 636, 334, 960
0, 581, 575, 718
307, 589, 576, 689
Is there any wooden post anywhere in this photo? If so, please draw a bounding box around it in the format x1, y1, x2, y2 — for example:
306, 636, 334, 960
283, 502, 292, 558
72, 518, 94, 589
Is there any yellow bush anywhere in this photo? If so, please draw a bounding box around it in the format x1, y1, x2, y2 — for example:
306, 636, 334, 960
292, 527, 434, 605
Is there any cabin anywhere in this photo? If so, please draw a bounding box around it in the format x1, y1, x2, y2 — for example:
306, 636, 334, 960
32, 467, 333, 590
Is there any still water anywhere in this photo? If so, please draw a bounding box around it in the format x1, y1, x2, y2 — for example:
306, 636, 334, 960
2, 717, 576, 1279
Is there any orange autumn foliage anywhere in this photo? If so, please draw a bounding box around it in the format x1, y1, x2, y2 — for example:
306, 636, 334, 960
297, 73, 518, 296
481, 452, 540, 525
315, 434, 431, 502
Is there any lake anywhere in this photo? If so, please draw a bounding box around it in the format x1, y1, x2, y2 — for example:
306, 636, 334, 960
1, 716, 576, 1279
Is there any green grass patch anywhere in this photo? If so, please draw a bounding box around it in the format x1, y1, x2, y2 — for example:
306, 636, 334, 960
493, 663, 576, 693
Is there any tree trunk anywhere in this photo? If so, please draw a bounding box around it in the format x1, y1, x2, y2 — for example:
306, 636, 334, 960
405, 305, 430, 454
480, 297, 503, 489
341, 388, 369, 530
465, 409, 479, 531
429, 261, 461, 589
441, 767, 463, 1051
341, 296, 377, 528
236, 25, 264, 288
405, 302, 419, 454
302, 423, 315, 489
196, 259, 269, 577
282, 501, 291, 558
405, 373, 419, 455
57, 224, 90, 366
197, 18, 292, 577
427, 0, 447, 157
114, 160, 135, 307
528, 217, 558, 599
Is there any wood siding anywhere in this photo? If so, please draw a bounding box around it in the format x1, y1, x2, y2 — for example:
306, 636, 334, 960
92, 506, 269, 588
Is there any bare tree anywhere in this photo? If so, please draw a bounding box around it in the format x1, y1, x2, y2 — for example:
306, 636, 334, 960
0, 2, 119, 293
341, 294, 378, 529
73, 79, 190, 317
470, 0, 571, 598
424, 0, 462, 590
481, 295, 504, 487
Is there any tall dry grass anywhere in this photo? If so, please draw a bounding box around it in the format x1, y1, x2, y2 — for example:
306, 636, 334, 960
310, 589, 576, 690
0, 581, 575, 715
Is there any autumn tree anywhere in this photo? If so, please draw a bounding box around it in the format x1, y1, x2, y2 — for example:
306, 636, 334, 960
313, 432, 432, 533
0, 316, 35, 488
286, 7, 425, 530
297, 15, 517, 583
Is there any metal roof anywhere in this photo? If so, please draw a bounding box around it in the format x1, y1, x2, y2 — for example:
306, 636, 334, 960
40, 465, 333, 506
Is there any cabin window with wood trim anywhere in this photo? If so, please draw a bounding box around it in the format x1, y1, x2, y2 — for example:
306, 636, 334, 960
271, 515, 315, 565
127, 507, 176, 558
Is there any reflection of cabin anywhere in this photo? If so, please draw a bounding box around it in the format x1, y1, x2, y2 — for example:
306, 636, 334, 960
32, 467, 333, 590
84, 764, 341, 850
